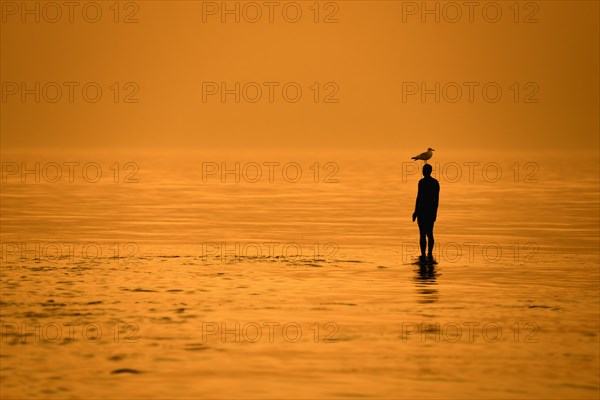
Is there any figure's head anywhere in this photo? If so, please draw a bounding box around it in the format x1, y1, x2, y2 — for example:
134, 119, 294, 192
428, 148, 435, 151
422, 164, 433, 177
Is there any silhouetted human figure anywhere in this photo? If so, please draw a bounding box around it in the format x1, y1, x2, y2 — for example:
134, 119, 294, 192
412, 164, 440, 262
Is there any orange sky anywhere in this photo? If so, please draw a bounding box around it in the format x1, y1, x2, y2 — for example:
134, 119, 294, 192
1, 0, 598, 152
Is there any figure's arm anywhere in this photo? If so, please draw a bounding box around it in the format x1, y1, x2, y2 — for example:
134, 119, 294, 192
433, 182, 440, 220
412, 181, 422, 221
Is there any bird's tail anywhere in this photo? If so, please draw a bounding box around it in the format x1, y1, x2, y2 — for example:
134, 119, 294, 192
411, 157, 418, 160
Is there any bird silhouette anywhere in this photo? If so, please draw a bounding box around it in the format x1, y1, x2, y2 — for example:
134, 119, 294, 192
411, 148, 435, 163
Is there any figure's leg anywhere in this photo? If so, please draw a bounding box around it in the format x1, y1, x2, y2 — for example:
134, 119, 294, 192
418, 222, 426, 258
427, 222, 435, 257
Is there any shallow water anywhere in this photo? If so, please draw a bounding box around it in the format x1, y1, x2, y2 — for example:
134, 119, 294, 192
1, 149, 598, 399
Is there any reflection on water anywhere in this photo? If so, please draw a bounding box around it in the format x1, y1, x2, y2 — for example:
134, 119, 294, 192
0, 150, 598, 399
413, 263, 439, 303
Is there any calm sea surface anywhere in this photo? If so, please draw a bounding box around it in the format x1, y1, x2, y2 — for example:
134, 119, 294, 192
1, 149, 598, 399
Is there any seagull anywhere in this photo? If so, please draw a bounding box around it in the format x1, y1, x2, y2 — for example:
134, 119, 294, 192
411, 148, 435, 163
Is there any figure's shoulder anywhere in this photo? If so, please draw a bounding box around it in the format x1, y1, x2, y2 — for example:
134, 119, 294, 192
426, 177, 440, 189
